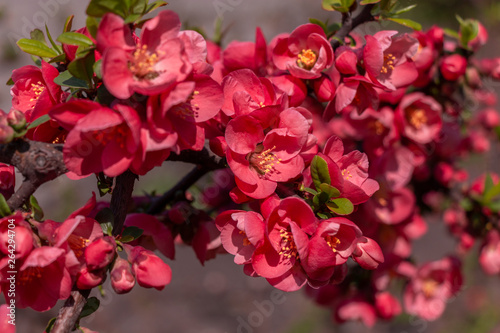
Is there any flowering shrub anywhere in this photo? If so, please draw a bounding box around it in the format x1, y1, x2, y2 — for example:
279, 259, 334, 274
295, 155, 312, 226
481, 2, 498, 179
0, 0, 499, 332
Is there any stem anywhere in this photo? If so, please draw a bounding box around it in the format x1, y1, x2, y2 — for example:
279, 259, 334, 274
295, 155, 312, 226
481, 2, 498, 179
147, 148, 227, 215
331, 4, 376, 49
110, 170, 137, 236
51, 290, 90, 333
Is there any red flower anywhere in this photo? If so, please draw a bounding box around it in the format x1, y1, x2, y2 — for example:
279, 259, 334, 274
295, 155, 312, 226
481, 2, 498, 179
49, 100, 141, 177
97, 11, 194, 99
479, 230, 500, 275
84, 236, 116, 271
252, 197, 316, 291
363, 31, 419, 91
395, 92, 443, 144
223, 27, 268, 75
110, 257, 135, 294
226, 107, 313, 199
273, 24, 334, 79
0, 164, 15, 201
440, 54, 467, 81
404, 256, 463, 321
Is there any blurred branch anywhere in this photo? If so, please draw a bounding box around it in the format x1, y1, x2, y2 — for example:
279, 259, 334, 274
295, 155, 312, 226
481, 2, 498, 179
147, 147, 226, 214
0, 139, 67, 210
332, 3, 376, 49
51, 290, 90, 333
111, 170, 137, 236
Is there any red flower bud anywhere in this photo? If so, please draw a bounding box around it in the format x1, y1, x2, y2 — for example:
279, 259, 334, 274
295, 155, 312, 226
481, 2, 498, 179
7, 109, 26, 131
76, 266, 105, 289
352, 237, 384, 269
85, 236, 116, 270
126, 245, 172, 290
110, 257, 135, 294
440, 54, 467, 81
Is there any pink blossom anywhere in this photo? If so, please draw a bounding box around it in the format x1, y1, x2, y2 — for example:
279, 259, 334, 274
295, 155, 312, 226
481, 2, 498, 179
110, 257, 135, 294
125, 245, 172, 290
440, 54, 467, 81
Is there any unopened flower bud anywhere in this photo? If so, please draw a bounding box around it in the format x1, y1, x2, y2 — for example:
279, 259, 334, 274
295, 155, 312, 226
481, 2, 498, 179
7, 109, 26, 131
110, 257, 135, 294
85, 236, 117, 270
76, 266, 105, 289
0, 125, 14, 143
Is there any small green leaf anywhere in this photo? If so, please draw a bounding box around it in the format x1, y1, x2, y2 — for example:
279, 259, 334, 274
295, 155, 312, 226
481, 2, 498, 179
67, 51, 96, 87
145, 0, 168, 14
309, 18, 328, 33
0, 194, 12, 218
385, 17, 422, 31
326, 198, 354, 215
319, 184, 341, 198
360, 0, 380, 4
392, 4, 417, 15
49, 53, 67, 64
79, 297, 100, 319
6, 77, 14, 86
45, 317, 56, 333
30, 29, 47, 44
29, 195, 44, 221
443, 28, 460, 39
317, 212, 330, 219
86, 16, 100, 39
457, 17, 479, 48
484, 178, 500, 204
45, 25, 63, 54
459, 198, 473, 211
53, 70, 89, 89
302, 187, 318, 196
27, 114, 51, 130
121, 226, 143, 241
313, 191, 330, 208
17, 39, 58, 58
310, 155, 331, 190
64, 15, 75, 33
95, 208, 114, 236
87, 0, 126, 18
484, 174, 494, 197
488, 200, 500, 213
57, 32, 94, 47
495, 126, 500, 142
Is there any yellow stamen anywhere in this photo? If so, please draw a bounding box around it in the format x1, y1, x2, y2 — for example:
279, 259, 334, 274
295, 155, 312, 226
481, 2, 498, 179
297, 49, 317, 70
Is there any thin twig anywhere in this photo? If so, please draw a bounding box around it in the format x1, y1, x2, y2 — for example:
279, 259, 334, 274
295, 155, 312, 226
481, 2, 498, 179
331, 4, 377, 49
110, 170, 137, 236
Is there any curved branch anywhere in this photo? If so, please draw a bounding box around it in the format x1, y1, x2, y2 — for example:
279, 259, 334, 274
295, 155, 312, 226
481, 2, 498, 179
0, 139, 67, 210
331, 4, 377, 49
147, 148, 227, 215
111, 170, 137, 236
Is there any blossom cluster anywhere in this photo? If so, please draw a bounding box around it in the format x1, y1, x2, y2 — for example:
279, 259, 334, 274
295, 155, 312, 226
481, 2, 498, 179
0, 0, 499, 330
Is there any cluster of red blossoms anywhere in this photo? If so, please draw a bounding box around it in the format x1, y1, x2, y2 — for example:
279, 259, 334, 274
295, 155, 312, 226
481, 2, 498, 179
1, 0, 500, 330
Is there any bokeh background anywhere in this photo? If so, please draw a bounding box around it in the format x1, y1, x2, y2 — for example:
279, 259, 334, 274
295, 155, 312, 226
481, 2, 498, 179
0, 0, 500, 332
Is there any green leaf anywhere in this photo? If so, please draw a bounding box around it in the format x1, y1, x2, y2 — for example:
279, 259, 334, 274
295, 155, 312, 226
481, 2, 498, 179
67, 51, 96, 87
45, 317, 56, 333
313, 191, 330, 208
310, 155, 331, 190
48, 53, 67, 64
86, 16, 100, 39
121, 226, 143, 242
484, 177, 500, 203
30, 29, 46, 44
495, 126, 500, 142
319, 184, 341, 198
385, 17, 422, 30
57, 32, 94, 47
27, 114, 51, 130
457, 17, 479, 48
95, 208, 114, 236
87, 0, 126, 18
0, 194, 11, 218
326, 198, 354, 215
459, 198, 473, 211
483, 174, 494, 197
488, 200, 500, 213
360, 0, 380, 4
302, 187, 318, 196
317, 212, 330, 219
45, 25, 63, 54
145, 0, 168, 14
29, 195, 44, 221
309, 18, 328, 34
17, 39, 58, 58
79, 297, 100, 319
392, 4, 417, 15
64, 15, 74, 33
443, 28, 460, 39
53, 70, 89, 89
6, 77, 14, 86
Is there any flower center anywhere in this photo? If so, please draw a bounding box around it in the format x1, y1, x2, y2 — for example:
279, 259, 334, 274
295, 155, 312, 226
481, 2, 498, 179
278, 228, 299, 260
297, 49, 317, 70
172, 91, 201, 120
370, 120, 385, 136
67, 234, 89, 260
248, 145, 281, 177
29, 81, 45, 102
89, 126, 127, 148
325, 235, 341, 253
422, 279, 438, 298
381, 53, 396, 74
129, 44, 162, 80
341, 169, 353, 180
239, 230, 251, 246
18, 267, 43, 286
406, 107, 428, 129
